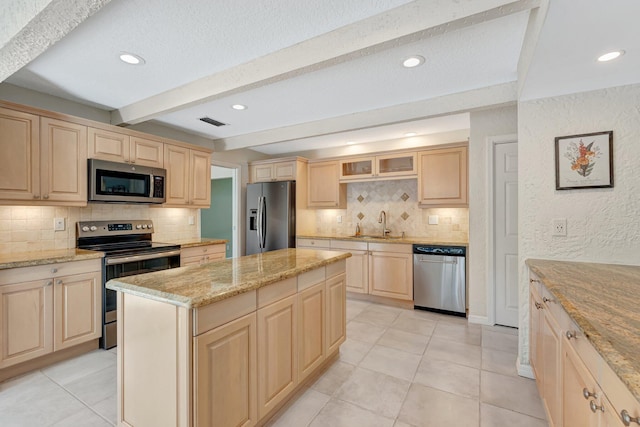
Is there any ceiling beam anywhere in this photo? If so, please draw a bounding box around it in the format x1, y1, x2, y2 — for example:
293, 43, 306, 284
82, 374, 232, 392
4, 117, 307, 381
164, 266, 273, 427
213, 81, 517, 151
0, 0, 112, 82
112, 0, 539, 126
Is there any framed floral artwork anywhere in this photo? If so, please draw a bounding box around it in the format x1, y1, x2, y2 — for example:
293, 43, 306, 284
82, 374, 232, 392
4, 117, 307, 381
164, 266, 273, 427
555, 131, 613, 190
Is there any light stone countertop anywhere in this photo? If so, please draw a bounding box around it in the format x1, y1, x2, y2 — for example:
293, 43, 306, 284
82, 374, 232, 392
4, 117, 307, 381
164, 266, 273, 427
297, 234, 468, 247
0, 249, 104, 270
164, 237, 227, 248
526, 259, 640, 403
107, 248, 351, 309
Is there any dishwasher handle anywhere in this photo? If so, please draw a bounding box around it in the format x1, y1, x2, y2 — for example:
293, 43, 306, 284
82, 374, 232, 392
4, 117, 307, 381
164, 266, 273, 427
415, 257, 458, 265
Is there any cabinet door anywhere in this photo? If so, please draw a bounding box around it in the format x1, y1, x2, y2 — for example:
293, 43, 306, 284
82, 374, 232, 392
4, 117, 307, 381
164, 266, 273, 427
195, 312, 257, 427
601, 395, 626, 427
88, 127, 130, 163
0, 107, 40, 201
274, 161, 296, 181
376, 152, 417, 178
542, 310, 562, 427
562, 337, 599, 427
54, 271, 101, 351
129, 136, 163, 167
369, 251, 413, 300
252, 164, 274, 183
164, 144, 190, 205
298, 282, 325, 382
190, 149, 211, 207
40, 118, 87, 204
308, 161, 345, 208
180, 256, 203, 267
345, 250, 368, 294
326, 273, 346, 355
0, 279, 53, 368
257, 294, 297, 418
418, 146, 468, 206
339, 157, 375, 180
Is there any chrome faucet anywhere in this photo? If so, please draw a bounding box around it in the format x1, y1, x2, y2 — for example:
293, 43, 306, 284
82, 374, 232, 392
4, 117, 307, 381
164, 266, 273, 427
378, 210, 391, 237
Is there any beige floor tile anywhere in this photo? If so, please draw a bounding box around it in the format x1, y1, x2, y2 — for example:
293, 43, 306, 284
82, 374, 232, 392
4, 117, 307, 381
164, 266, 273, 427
353, 306, 401, 327
42, 349, 116, 386
480, 371, 545, 419
391, 314, 436, 337
398, 383, 479, 427
346, 300, 370, 321
338, 338, 374, 365
480, 403, 548, 427
377, 328, 428, 355
360, 345, 421, 381
310, 361, 355, 396
346, 320, 386, 343
407, 309, 468, 325
63, 365, 117, 406
482, 325, 518, 336
424, 336, 482, 369
432, 322, 482, 346
334, 367, 411, 419
413, 358, 480, 399
482, 330, 518, 354
91, 393, 117, 425
268, 388, 330, 427
482, 347, 518, 377
309, 398, 395, 427
394, 421, 416, 427
51, 407, 113, 426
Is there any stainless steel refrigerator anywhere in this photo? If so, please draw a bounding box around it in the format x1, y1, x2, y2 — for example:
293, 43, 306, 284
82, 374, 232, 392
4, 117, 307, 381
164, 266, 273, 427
246, 181, 296, 255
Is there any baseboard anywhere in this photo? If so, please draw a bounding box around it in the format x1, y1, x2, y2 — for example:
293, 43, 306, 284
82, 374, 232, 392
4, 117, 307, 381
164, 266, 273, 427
467, 314, 492, 325
517, 357, 535, 379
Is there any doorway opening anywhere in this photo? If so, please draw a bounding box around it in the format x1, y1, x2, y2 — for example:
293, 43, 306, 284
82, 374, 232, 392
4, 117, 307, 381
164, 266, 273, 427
201, 162, 240, 258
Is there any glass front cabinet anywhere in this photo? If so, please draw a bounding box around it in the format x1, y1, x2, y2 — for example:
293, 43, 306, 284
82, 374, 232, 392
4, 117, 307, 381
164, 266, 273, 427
339, 152, 417, 181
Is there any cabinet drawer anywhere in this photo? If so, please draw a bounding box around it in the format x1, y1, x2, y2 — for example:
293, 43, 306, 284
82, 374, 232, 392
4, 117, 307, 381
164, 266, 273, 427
181, 244, 225, 259
193, 290, 257, 336
297, 238, 330, 249
368, 242, 412, 254
330, 240, 367, 251
326, 260, 346, 279
0, 259, 102, 286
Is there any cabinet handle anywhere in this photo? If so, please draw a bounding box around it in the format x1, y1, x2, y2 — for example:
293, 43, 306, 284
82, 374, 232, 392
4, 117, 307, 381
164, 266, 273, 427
590, 400, 604, 413
542, 296, 552, 303
529, 278, 540, 283
622, 410, 640, 426
534, 302, 543, 310
56, 279, 62, 285
43, 194, 49, 199
566, 330, 577, 340
583, 388, 597, 400
46, 281, 53, 287
51, 268, 58, 273
33, 194, 40, 199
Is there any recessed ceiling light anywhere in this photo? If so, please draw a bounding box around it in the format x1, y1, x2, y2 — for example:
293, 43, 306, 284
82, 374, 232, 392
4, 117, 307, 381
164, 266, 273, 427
404, 132, 417, 137
119, 52, 145, 65
597, 50, 624, 62
402, 56, 425, 68
231, 104, 247, 110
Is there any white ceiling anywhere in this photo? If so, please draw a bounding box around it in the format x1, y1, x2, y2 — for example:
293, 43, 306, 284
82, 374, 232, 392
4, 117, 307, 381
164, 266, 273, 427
2, 0, 639, 157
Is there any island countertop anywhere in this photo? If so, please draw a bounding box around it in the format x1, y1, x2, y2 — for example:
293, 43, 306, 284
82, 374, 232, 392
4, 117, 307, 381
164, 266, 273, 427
526, 259, 640, 402
107, 248, 350, 309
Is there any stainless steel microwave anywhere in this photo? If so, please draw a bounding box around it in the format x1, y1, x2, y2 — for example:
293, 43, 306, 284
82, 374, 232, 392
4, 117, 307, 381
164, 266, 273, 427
88, 159, 166, 204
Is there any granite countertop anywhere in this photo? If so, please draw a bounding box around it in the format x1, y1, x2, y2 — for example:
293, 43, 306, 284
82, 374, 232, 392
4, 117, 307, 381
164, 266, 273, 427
297, 234, 468, 247
526, 259, 640, 403
0, 249, 104, 270
165, 237, 227, 248
107, 248, 350, 309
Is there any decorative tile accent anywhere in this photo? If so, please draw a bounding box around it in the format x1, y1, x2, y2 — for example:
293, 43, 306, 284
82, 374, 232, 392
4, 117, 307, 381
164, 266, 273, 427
401, 212, 410, 220
357, 212, 365, 220
357, 195, 365, 203
401, 193, 410, 202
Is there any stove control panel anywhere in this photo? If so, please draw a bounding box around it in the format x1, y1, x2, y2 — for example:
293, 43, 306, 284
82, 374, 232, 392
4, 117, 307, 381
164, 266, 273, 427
77, 220, 154, 237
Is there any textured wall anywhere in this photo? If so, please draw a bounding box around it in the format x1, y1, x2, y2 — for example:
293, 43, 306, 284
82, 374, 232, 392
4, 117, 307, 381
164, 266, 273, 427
468, 106, 518, 320
0, 204, 200, 254
312, 179, 468, 242
518, 84, 640, 367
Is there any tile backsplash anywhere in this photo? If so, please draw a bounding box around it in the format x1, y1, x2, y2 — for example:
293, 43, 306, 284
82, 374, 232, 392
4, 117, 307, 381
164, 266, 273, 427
0, 204, 200, 254
313, 179, 468, 242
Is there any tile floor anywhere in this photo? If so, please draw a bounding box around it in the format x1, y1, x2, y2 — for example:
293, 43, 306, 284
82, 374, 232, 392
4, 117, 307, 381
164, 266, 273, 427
0, 299, 548, 427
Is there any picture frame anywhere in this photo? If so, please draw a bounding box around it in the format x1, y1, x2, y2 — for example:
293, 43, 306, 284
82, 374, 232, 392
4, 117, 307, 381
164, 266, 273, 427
555, 131, 613, 190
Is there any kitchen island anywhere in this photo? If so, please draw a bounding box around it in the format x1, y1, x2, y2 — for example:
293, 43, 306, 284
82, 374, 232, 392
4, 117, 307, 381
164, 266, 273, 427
107, 248, 350, 427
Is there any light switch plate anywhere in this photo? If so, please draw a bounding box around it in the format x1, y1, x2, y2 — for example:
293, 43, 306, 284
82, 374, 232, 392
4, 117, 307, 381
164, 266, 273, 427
428, 215, 439, 225
336, 215, 342, 223
54, 217, 65, 231
188, 216, 195, 225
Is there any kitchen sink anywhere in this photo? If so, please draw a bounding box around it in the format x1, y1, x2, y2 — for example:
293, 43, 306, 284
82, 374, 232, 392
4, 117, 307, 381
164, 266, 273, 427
349, 234, 403, 240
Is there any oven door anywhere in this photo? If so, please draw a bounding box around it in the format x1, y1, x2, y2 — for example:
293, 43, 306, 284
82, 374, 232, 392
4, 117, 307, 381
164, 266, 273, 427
102, 250, 180, 348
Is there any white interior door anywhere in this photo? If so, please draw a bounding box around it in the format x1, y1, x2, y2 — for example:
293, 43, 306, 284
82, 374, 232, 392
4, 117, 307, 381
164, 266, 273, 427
494, 141, 518, 327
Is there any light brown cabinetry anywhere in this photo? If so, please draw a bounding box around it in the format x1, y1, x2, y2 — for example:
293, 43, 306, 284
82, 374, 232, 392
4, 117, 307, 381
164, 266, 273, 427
298, 282, 325, 382
368, 243, 413, 300
307, 160, 346, 208
339, 152, 417, 181
194, 312, 258, 427
0, 259, 101, 369
180, 243, 225, 266
164, 144, 211, 207
249, 159, 301, 183
326, 273, 346, 354
88, 128, 164, 167
418, 146, 468, 207
0, 109, 87, 205
330, 240, 368, 294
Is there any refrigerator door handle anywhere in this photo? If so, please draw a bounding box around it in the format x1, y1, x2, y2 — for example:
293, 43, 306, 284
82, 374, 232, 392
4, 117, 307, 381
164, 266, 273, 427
261, 196, 267, 249
257, 196, 263, 248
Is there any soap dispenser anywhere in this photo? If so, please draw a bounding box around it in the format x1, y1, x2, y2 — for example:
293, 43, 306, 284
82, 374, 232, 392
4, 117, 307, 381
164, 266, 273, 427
355, 223, 361, 236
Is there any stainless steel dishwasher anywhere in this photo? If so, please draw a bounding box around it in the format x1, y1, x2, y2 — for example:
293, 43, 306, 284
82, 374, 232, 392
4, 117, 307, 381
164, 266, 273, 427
413, 245, 466, 316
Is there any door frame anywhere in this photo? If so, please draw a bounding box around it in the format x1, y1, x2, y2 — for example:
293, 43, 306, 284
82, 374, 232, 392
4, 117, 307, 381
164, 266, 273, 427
486, 134, 518, 327
210, 160, 241, 258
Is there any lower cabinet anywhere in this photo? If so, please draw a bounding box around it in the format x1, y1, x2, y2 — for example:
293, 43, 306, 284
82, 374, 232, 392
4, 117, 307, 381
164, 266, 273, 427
194, 312, 258, 427
180, 243, 226, 266
368, 243, 413, 300
0, 260, 102, 369
326, 273, 346, 354
298, 282, 325, 382
329, 240, 368, 294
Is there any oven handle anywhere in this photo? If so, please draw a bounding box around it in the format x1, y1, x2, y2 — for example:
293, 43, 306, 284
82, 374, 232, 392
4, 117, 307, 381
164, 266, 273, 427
105, 249, 182, 265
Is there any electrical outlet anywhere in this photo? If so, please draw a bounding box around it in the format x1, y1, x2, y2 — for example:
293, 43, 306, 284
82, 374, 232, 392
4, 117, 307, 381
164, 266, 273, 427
188, 216, 195, 225
54, 217, 65, 231
336, 215, 342, 223
428, 215, 439, 225
552, 218, 567, 236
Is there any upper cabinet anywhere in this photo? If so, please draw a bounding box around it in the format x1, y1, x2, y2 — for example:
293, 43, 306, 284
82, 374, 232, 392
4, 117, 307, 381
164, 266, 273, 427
339, 152, 417, 181
0, 108, 87, 206
418, 146, 468, 207
249, 158, 301, 183
164, 144, 211, 207
88, 128, 163, 168
307, 160, 346, 209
